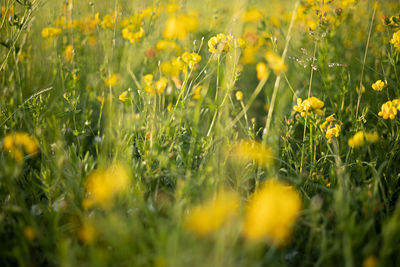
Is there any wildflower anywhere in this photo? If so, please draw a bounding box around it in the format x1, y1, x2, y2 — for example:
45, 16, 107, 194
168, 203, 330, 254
63, 45, 74, 62
3, 132, 38, 163
235, 91, 243, 101
371, 80, 387, 91
325, 124, 340, 142
97, 96, 105, 104
184, 191, 239, 236
242, 9, 263, 22
243, 179, 301, 245
83, 163, 130, 209
105, 74, 119, 87
390, 30, 400, 51
192, 85, 203, 100
208, 33, 231, 54
348, 131, 379, 148
155, 77, 168, 94
78, 222, 97, 244
163, 12, 198, 40
156, 40, 180, 53
231, 140, 274, 167
119, 91, 129, 102
41, 27, 62, 38
122, 25, 145, 44
100, 13, 116, 29
256, 62, 269, 81
378, 100, 397, 119
293, 97, 324, 117
181, 52, 201, 71
143, 74, 155, 95
265, 51, 287, 75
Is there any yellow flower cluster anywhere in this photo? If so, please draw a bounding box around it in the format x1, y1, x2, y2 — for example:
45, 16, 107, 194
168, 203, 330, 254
256, 62, 270, 81
160, 57, 184, 77
371, 80, 387, 91
163, 12, 198, 40
3, 132, 38, 163
243, 179, 301, 245
230, 140, 274, 167
184, 191, 239, 236
390, 30, 400, 51
293, 96, 324, 117
156, 40, 180, 54
378, 99, 400, 120
105, 74, 119, 87
143, 74, 168, 96
208, 33, 245, 54
192, 85, 203, 100
320, 114, 341, 142
122, 25, 145, 44
83, 163, 130, 209
41, 27, 62, 38
348, 131, 379, 148
181, 52, 201, 71
265, 52, 288, 75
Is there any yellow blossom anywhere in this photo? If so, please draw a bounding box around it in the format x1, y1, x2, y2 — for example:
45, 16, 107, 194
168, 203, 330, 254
122, 25, 145, 44
105, 74, 119, 87
293, 96, 324, 117
235, 91, 243, 101
156, 40, 180, 53
63, 45, 74, 62
155, 77, 168, 94
184, 191, 239, 236
192, 85, 203, 100
265, 51, 288, 75
181, 52, 201, 70
243, 179, 301, 245
3, 132, 38, 163
84, 163, 130, 209
78, 222, 97, 245
163, 13, 198, 40
348, 131, 379, 148
231, 140, 274, 167
242, 9, 263, 22
100, 13, 116, 29
378, 100, 397, 120
256, 62, 270, 81
208, 33, 232, 54
371, 80, 387, 91
119, 91, 129, 102
325, 124, 340, 142
41, 27, 62, 38
390, 30, 400, 51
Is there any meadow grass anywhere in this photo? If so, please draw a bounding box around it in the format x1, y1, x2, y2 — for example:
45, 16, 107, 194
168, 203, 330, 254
1, 0, 400, 266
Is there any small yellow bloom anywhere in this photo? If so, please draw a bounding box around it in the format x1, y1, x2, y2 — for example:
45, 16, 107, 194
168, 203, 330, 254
390, 30, 400, 51
348, 131, 379, 148
208, 33, 232, 54
293, 97, 324, 117
371, 80, 387, 91
242, 9, 263, 22
181, 52, 201, 70
119, 91, 129, 102
378, 100, 397, 120
3, 132, 38, 162
265, 51, 287, 75
184, 191, 239, 236
256, 62, 270, 81
78, 222, 97, 245
235, 91, 243, 101
192, 85, 203, 100
325, 124, 340, 142
105, 74, 119, 87
243, 179, 301, 245
231, 140, 274, 167
41, 27, 62, 38
155, 77, 168, 94
63, 45, 74, 62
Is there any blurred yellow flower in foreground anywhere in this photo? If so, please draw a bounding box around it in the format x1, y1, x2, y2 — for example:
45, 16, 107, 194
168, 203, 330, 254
41, 27, 62, 38
256, 62, 270, 81
348, 131, 379, 148
235, 91, 243, 101
243, 179, 301, 245
184, 191, 239, 236
83, 163, 130, 209
63, 45, 74, 62
119, 91, 129, 102
265, 51, 287, 75
163, 12, 198, 40
231, 140, 274, 167
3, 132, 38, 162
105, 74, 119, 87
78, 222, 97, 245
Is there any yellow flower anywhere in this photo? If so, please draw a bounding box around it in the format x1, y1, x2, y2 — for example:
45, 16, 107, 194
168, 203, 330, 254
119, 91, 129, 102
97, 96, 105, 104
348, 131, 379, 148
231, 140, 274, 167
378, 100, 397, 120
122, 25, 145, 44
163, 13, 198, 40
41, 27, 62, 38
192, 85, 203, 100
63, 45, 74, 62
235, 91, 243, 101
184, 191, 239, 236
242, 9, 263, 22
243, 179, 301, 245
105, 74, 119, 87
371, 80, 387, 91
181, 52, 201, 70
325, 124, 340, 142
155, 77, 168, 94
3, 132, 38, 163
265, 51, 287, 75
293, 97, 324, 117
208, 33, 231, 54
143, 74, 155, 95
156, 40, 180, 53
390, 30, 400, 51
100, 13, 116, 29
256, 62, 270, 81
78, 222, 97, 245
84, 163, 130, 209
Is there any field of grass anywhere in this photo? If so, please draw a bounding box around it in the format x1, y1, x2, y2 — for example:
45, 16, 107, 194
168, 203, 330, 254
1, 0, 400, 266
